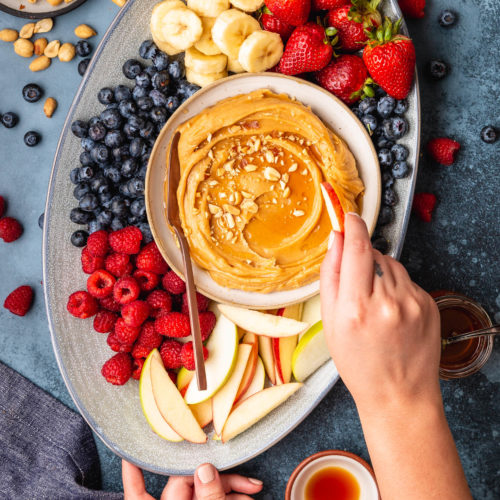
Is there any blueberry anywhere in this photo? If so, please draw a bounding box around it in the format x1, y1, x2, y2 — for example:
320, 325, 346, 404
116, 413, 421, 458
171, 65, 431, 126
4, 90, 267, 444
88, 219, 105, 234
1, 112, 19, 128
375, 87, 387, 99
381, 171, 394, 189
38, 212, 45, 229
121, 156, 138, 177
371, 236, 388, 254
177, 81, 199, 98
376, 137, 394, 150
114, 85, 132, 102
70, 168, 81, 184
391, 143, 408, 161
118, 99, 137, 118
358, 97, 377, 115
106, 103, 119, 111
383, 188, 397, 206
150, 106, 168, 124
110, 217, 126, 231
90, 144, 110, 164
111, 198, 129, 217
70, 207, 92, 224
123, 59, 144, 79
361, 114, 378, 134
145, 65, 158, 78
103, 166, 122, 183
138, 222, 153, 243
71, 120, 88, 138
96, 209, 113, 226
71, 230, 88, 247
99, 191, 114, 208
139, 39, 158, 60
112, 146, 130, 162
81, 137, 95, 152
137, 163, 148, 179
439, 9, 457, 27
166, 95, 180, 113
377, 206, 393, 226
104, 130, 124, 148
88, 116, 101, 126
392, 160, 410, 179
168, 60, 185, 80
135, 72, 151, 88
136, 95, 153, 111
79, 151, 93, 166
152, 70, 169, 90
377, 148, 393, 168
119, 182, 132, 198
128, 114, 145, 132
428, 60, 448, 80
130, 137, 145, 158
22, 83, 43, 103
78, 59, 91, 76
89, 176, 108, 192
24, 131, 41, 147
139, 121, 155, 140
132, 85, 149, 101
123, 123, 138, 139
480, 125, 498, 144
78, 166, 95, 181
383, 117, 408, 140
100, 108, 122, 130
130, 197, 146, 218
79, 192, 99, 212
393, 99, 408, 115
351, 107, 363, 120
88, 121, 107, 141
128, 177, 145, 197
73, 182, 90, 200
153, 51, 169, 71
376, 96, 396, 118
76, 40, 92, 57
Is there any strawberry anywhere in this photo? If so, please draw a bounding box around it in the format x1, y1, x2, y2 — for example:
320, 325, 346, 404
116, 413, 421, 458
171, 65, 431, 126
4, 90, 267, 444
135, 241, 169, 275
181, 342, 209, 371
4, 285, 33, 316
121, 300, 150, 327
312, 0, 349, 10
101, 353, 132, 385
155, 312, 191, 338
266, 0, 310, 26
427, 137, 461, 166
108, 226, 142, 255
0, 196, 5, 218
160, 340, 183, 369
316, 54, 371, 104
0, 217, 23, 243
412, 193, 437, 222
398, 0, 425, 19
362, 17, 416, 99
67, 290, 99, 319
261, 11, 295, 40
81, 246, 105, 275
326, 0, 381, 52
86, 230, 109, 257
278, 22, 333, 75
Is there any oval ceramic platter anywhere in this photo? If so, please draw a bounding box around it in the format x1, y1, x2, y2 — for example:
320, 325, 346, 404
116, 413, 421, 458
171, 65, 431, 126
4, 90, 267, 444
0, 0, 87, 19
43, 0, 420, 475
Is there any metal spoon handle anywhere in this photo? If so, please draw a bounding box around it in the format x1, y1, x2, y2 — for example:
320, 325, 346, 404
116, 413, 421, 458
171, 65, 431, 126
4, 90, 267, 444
443, 324, 500, 345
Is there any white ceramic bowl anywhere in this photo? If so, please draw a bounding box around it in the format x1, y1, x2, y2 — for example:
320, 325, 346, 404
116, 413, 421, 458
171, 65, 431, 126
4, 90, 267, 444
146, 73, 380, 309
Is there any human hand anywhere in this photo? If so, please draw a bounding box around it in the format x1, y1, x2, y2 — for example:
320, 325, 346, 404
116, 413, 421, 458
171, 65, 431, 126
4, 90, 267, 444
320, 213, 442, 417
122, 460, 263, 500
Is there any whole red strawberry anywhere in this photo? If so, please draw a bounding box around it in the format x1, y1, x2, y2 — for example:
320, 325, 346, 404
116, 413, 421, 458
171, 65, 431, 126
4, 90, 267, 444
326, 0, 381, 52
4, 285, 33, 316
278, 22, 333, 75
101, 352, 132, 385
413, 193, 437, 222
0, 196, 5, 218
261, 11, 294, 40
398, 0, 425, 19
316, 54, 370, 104
135, 241, 169, 275
86, 230, 109, 257
362, 17, 415, 99
266, 0, 310, 26
312, 0, 349, 10
427, 137, 461, 165
108, 226, 142, 255
0, 217, 23, 243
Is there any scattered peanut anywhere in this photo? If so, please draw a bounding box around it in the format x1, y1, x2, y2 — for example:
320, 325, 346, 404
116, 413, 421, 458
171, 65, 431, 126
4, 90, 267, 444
27, 0, 37, 4
58, 42, 76, 62
43, 97, 57, 118
29, 55, 51, 72
34, 18, 54, 34
74, 24, 96, 39
111, 0, 127, 6
46, 0, 63, 5
19, 23, 36, 39
34, 37, 48, 56
0, 29, 18, 42
44, 40, 60, 58
14, 38, 34, 58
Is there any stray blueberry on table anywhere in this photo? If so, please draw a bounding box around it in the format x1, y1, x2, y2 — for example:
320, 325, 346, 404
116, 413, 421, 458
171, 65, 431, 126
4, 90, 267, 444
392, 161, 410, 179
71, 230, 88, 247
76, 40, 92, 58
480, 125, 497, 144
439, 9, 457, 27
38, 213, 44, 230
98, 87, 115, 105
361, 114, 378, 134
153, 51, 169, 71
123, 59, 144, 79
22, 83, 43, 103
378, 148, 393, 168
428, 60, 448, 80
377, 96, 396, 118
391, 144, 408, 161
1, 112, 19, 128
114, 85, 132, 102
377, 206, 393, 226
393, 99, 408, 116
78, 59, 91, 76
24, 131, 41, 147
139, 40, 158, 60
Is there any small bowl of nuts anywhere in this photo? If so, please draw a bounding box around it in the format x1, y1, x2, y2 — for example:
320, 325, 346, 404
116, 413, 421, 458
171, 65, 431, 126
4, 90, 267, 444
0, 0, 88, 19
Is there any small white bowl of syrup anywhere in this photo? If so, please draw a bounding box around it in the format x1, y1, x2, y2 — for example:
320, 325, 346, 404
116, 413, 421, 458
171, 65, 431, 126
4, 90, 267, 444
285, 450, 380, 500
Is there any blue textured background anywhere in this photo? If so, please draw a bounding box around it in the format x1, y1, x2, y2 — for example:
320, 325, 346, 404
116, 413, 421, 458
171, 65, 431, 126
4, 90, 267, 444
0, 0, 498, 498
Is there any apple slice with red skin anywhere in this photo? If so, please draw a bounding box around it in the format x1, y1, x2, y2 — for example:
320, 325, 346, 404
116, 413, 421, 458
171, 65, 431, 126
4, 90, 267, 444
258, 335, 276, 385
320, 182, 345, 233
234, 332, 259, 403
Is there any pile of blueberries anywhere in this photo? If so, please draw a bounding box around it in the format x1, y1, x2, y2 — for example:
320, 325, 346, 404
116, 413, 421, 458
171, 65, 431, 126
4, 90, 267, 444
351, 88, 411, 253
68, 40, 199, 247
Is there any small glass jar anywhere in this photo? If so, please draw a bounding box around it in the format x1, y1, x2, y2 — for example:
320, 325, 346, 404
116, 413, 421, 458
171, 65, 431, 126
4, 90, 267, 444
433, 293, 493, 380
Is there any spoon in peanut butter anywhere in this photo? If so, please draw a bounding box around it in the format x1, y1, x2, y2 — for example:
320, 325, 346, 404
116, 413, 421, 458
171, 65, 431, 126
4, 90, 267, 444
167, 131, 207, 390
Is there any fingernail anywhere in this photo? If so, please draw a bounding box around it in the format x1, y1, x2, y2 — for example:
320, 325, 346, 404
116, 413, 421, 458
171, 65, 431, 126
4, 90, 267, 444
248, 478, 263, 485
328, 231, 336, 250
197, 464, 215, 484
347, 211, 360, 218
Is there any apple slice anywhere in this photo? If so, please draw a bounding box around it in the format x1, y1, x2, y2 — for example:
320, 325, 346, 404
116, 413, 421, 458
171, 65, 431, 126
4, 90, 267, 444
217, 304, 309, 338
274, 364, 283, 385
258, 335, 276, 385
221, 383, 303, 443
212, 344, 252, 436
149, 350, 207, 444
189, 398, 213, 428
237, 356, 266, 405
184, 312, 239, 405
139, 350, 183, 442
321, 182, 345, 233
291, 321, 331, 382
301, 294, 321, 340
234, 333, 259, 402
177, 367, 194, 397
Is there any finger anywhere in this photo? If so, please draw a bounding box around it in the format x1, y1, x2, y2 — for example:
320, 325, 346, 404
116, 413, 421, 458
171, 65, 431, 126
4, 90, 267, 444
372, 252, 396, 291
226, 494, 255, 500
221, 474, 263, 495
122, 460, 152, 499
320, 230, 344, 302
194, 463, 226, 500
339, 213, 374, 298
386, 257, 412, 288
161, 476, 194, 500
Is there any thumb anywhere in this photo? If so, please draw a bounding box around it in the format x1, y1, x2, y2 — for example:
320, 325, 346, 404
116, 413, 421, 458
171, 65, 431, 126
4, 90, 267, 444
194, 463, 226, 500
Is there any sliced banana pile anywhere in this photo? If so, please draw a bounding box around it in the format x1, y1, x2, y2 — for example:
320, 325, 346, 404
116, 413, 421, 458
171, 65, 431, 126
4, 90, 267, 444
150, 0, 283, 87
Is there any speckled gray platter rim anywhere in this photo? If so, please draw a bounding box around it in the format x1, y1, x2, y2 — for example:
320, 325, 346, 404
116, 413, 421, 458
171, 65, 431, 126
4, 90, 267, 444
0, 0, 87, 19
42, 0, 419, 476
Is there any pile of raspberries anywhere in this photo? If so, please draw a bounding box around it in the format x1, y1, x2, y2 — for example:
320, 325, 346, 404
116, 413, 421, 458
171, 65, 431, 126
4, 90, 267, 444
66, 226, 215, 386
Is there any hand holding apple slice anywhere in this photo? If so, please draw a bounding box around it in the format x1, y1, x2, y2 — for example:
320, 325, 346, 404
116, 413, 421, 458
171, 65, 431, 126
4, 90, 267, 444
321, 182, 346, 233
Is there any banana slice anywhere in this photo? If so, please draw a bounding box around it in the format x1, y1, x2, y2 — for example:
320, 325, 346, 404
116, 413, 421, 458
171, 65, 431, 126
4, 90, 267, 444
185, 47, 228, 74
161, 7, 203, 51
152, 28, 183, 56
188, 0, 229, 18
150, 0, 185, 43
212, 9, 260, 59
186, 67, 228, 87
238, 30, 283, 72
227, 55, 245, 73
194, 17, 221, 55
230, 0, 264, 12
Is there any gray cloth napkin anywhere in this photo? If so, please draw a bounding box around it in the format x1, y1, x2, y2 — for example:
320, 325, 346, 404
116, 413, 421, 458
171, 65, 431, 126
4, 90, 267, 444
0, 361, 123, 500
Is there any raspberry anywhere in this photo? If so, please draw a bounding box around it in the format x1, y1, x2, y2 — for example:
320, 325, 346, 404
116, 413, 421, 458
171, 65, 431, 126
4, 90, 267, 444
107, 332, 133, 353
93, 310, 117, 333
413, 192, 437, 222
132, 358, 145, 380
427, 137, 461, 166
131, 343, 152, 359
160, 340, 183, 369
162, 271, 186, 294
109, 226, 142, 254
3, 285, 33, 316
133, 269, 160, 292
114, 317, 141, 344
81, 246, 105, 274
87, 269, 116, 298
0, 217, 23, 243
155, 312, 190, 338
105, 253, 131, 277
136, 241, 169, 274
113, 276, 140, 305
86, 230, 109, 257
121, 300, 150, 327
168, 370, 177, 385
181, 291, 210, 315
67, 290, 99, 319
135, 321, 162, 349
99, 295, 122, 313
146, 290, 172, 317
199, 311, 216, 341
0, 196, 5, 218
101, 352, 132, 385
180, 342, 208, 371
